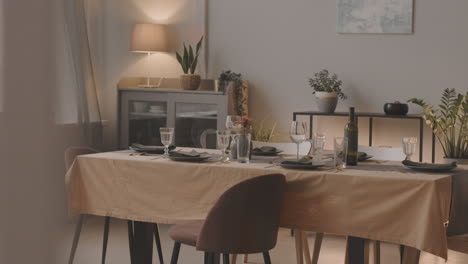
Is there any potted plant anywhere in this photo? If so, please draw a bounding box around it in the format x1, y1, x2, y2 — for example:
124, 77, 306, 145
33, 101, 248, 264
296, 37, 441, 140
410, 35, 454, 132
176, 36, 203, 90
308, 69, 346, 113
408, 88, 468, 164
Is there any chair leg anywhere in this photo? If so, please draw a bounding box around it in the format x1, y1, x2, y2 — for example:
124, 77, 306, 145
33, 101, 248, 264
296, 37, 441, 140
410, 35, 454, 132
311, 233, 324, 264
68, 215, 85, 264
153, 224, 164, 264
363, 239, 370, 264
127, 220, 134, 264
302, 232, 312, 264
294, 229, 304, 264
101, 216, 111, 264
170, 242, 181, 264
223, 253, 230, 264
263, 252, 272, 264
243, 254, 248, 263
230, 254, 237, 264
373, 241, 380, 264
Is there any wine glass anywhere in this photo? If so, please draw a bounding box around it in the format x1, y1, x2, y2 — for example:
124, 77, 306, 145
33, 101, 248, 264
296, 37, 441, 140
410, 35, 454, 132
160, 127, 174, 157
402, 137, 418, 161
290, 121, 307, 161
217, 131, 231, 161
226, 115, 242, 133
313, 135, 326, 160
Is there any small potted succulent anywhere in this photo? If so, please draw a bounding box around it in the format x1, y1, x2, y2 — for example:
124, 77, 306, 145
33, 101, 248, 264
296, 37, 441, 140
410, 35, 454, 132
408, 88, 468, 164
308, 69, 347, 113
176, 36, 203, 90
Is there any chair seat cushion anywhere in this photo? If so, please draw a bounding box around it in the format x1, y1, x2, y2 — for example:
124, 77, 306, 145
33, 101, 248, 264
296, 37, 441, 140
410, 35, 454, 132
168, 221, 204, 246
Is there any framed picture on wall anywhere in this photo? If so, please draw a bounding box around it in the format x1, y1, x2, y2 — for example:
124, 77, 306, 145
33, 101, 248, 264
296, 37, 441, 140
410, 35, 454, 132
337, 0, 414, 34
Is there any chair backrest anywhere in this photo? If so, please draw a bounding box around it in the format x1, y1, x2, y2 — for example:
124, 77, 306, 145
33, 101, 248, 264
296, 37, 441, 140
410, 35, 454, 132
196, 174, 286, 254
64, 146, 99, 171
358, 145, 405, 161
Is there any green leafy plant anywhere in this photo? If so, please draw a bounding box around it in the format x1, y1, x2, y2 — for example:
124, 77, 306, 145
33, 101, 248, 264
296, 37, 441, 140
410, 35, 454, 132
408, 88, 468, 159
176, 36, 204, 74
252, 119, 277, 142
308, 69, 346, 100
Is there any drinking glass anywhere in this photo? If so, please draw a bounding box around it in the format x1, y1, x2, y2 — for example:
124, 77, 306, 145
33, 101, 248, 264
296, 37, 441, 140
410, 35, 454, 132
216, 131, 231, 160
334, 137, 347, 168
313, 135, 326, 160
237, 133, 251, 163
290, 121, 307, 161
402, 137, 418, 161
160, 127, 174, 157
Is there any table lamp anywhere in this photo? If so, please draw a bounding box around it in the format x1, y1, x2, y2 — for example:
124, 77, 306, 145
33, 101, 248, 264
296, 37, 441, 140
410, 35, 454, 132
130, 24, 168, 88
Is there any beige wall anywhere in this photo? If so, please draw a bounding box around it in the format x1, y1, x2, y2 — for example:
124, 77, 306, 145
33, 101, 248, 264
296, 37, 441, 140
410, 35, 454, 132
206, 0, 468, 162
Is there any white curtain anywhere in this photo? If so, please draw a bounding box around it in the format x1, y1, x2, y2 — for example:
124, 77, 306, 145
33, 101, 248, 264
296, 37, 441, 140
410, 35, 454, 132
61, 0, 103, 147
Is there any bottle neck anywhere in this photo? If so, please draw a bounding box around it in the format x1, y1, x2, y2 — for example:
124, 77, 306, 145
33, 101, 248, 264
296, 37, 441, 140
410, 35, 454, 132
349, 108, 355, 123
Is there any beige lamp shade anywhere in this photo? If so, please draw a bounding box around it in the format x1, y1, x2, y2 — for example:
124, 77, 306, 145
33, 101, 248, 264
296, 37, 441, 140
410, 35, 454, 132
130, 24, 168, 53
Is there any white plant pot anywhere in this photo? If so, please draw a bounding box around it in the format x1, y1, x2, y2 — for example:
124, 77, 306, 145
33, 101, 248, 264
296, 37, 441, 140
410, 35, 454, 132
315, 92, 338, 113
443, 157, 468, 165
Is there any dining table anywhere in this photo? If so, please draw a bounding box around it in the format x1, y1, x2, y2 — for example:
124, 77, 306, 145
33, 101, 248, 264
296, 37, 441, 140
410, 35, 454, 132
65, 148, 468, 264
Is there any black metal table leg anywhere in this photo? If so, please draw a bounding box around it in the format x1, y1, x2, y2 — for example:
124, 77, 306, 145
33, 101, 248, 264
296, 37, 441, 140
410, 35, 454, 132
369, 118, 373, 146
133, 221, 153, 264
346, 237, 365, 264
293, 113, 297, 121
419, 119, 424, 162
432, 133, 436, 163
309, 115, 314, 138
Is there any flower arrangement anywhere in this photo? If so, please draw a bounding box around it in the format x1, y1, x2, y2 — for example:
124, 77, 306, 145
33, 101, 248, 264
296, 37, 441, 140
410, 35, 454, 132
408, 88, 468, 159
308, 69, 347, 100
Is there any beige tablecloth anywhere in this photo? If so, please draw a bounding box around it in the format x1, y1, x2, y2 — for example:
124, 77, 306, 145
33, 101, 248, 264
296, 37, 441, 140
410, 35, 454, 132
66, 149, 464, 260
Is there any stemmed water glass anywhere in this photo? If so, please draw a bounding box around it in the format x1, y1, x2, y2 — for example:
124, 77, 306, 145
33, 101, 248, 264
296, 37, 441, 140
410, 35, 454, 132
402, 137, 418, 161
217, 131, 231, 161
290, 121, 307, 161
160, 127, 174, 157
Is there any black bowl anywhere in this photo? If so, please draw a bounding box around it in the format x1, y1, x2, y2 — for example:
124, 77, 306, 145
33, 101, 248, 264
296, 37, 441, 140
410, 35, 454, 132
384, 103, 409, 115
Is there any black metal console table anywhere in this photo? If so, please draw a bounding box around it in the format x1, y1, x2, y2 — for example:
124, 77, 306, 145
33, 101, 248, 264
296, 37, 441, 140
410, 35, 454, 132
293, 111, 436, 163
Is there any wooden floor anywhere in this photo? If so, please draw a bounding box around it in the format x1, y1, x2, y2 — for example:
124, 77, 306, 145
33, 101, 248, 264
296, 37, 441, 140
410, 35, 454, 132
57, 217, 468, 264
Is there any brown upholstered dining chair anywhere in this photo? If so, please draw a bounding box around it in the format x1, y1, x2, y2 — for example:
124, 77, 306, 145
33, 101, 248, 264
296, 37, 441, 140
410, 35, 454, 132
168, 173, 286, 264
65, 146, 165, 264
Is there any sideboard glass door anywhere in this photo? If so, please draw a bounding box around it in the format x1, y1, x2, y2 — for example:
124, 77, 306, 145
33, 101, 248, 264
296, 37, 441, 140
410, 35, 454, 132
128, 100, 167, 146
175, 103, 218, 149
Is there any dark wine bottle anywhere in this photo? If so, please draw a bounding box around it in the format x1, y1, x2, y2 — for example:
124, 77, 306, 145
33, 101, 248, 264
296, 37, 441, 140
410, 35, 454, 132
344, 107, 358, 166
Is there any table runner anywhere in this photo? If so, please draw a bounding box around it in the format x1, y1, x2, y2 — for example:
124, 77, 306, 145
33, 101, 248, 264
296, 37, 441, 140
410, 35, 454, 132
66, 149, 464, 260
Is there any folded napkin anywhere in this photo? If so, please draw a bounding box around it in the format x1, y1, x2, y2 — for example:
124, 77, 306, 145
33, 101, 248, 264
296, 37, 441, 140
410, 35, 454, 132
281, 158, 313, 166
253, 146, 278, 153
169, 151, 201, 158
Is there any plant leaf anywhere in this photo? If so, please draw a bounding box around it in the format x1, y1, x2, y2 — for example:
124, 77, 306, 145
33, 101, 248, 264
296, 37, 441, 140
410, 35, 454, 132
196, 36, 204, 54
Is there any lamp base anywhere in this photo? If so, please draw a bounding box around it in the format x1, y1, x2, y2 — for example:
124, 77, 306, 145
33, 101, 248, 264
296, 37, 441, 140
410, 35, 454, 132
138, 84, 160, 88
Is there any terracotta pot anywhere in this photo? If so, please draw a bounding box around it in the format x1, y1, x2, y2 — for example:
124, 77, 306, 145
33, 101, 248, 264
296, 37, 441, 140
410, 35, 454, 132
315, 92, 338, 113
180, 74, 201, 90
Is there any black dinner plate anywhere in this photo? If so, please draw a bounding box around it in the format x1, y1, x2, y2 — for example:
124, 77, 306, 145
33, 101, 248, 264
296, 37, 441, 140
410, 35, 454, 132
277, 161, 325, 170
130, 144, 176, 154
252, 150, 283, 156
168, 156, 210, 162
402, 160, 457, 173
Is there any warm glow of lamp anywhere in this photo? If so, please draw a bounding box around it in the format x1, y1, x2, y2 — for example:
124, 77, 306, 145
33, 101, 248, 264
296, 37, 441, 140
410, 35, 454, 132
130, 24, 168, 88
